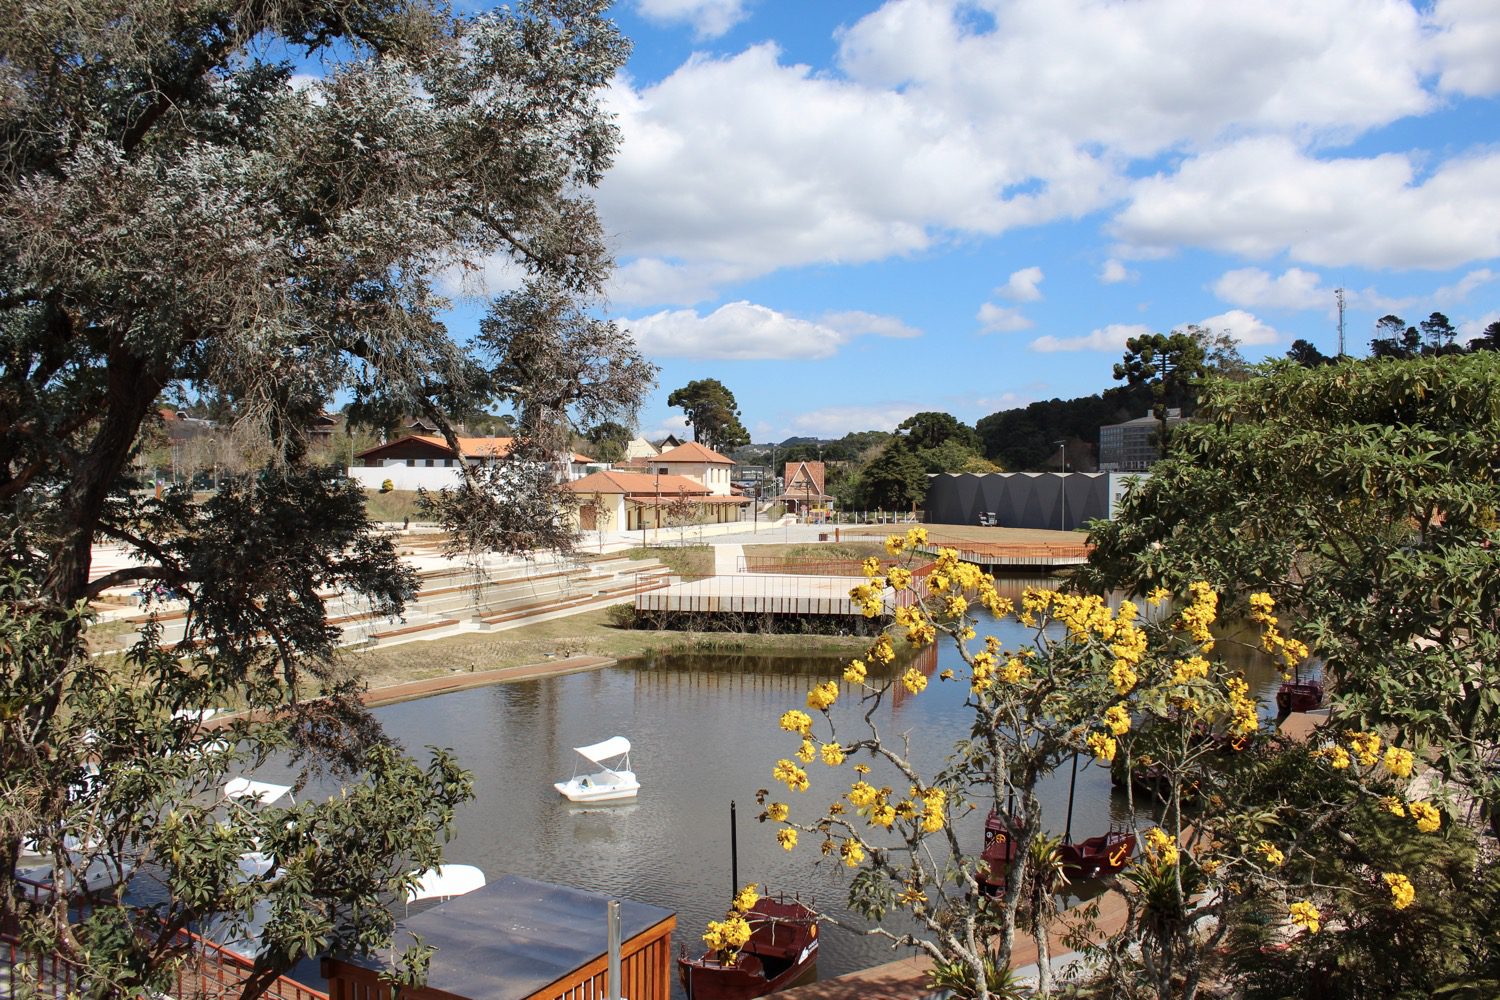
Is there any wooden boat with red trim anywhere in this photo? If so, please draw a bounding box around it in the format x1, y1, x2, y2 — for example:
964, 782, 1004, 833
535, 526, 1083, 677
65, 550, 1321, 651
677, 895, 819, 1000
1276, 679, 1325, 714
977, 809, 1136, 892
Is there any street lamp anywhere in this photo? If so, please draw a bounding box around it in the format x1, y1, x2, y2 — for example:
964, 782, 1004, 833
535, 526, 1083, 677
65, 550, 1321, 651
1054, 440, 1067, 532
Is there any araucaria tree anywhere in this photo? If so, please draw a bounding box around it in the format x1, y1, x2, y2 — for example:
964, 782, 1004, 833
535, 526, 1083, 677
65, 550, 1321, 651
1, 1, 649, 997
666, 377, 751, 453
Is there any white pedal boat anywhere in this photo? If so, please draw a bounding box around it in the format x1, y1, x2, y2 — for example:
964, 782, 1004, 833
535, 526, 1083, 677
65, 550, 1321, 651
554, 736, 640, 803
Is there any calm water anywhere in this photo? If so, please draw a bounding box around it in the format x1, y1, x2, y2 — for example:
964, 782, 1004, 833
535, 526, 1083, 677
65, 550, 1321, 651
303, 609, 1288, 996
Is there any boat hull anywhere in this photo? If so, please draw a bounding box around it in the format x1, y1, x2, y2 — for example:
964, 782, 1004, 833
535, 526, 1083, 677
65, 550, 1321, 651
553, 770, 640, 802
677, 898, 818, 1000
1276, 680, 1325, 713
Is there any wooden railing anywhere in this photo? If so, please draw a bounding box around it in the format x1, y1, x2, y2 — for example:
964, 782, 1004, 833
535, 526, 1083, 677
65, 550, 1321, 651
3, 875, 329, 1000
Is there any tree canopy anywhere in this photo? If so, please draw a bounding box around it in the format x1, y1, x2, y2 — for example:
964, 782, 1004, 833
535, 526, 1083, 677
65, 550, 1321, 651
666, 377, 751, 453
0, 0, 649, 994
1112, 331, 1207, 447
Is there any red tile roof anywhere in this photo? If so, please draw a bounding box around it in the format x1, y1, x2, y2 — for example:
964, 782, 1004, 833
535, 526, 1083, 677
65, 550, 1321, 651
565, 470, 711, 496
654, 441, 734, 465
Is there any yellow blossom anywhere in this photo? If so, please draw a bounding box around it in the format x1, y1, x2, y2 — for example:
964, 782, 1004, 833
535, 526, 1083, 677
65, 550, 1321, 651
1408, 800, 1441, 833
1319, 744, 1351, 769
820, 742, 845, 767
848, 781, 880, 809
884, 534, 906, 556
1383, 872, 1415, 910
732, 883, 760, 913
766, 802, 789, 822
944, 594, 969, 618
840, 838, 866, 867
868, 635, 896, 665
887, 567, 912, 590
843, 659, 867, 684
1348, 731, 1382, 767
1104, 705, 1131, 736
1146, 586, 1172, 606
779, 709, 812, 735
796, 739, 816, 763
919, 788, 946, 832
1086, 732, 1117, 763
870, 803, 896, 828
1383, 746, 1414, 778
862, 556, 882, 578
928, 573, 949, 593
1256, 840, 1285, 867
1143, 827, 1179, 867
1110, 660, 1139, 695
777, 828, 797, 850
939, 668, 954, 681
1001, 657, 1031, 685
807, 680, 840, 712
853, 763, 870, 774
1378, 796, 1406, 817
905, 526, 928, 548
897, 885, 927, 907
773, 759, 810, 793
1289, 901, 1321, 934
902, 667, 928, 695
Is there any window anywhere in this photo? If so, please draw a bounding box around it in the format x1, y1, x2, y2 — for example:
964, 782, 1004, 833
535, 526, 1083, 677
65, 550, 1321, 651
406, 459, 415, 467
425, 459, 434, 467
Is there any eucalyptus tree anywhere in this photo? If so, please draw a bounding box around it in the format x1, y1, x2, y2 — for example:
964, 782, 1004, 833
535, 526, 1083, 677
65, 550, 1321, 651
0, 0, 650, 996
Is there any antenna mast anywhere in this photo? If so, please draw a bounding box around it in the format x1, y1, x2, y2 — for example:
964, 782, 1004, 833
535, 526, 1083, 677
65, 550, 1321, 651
1335, 287, 1346, 356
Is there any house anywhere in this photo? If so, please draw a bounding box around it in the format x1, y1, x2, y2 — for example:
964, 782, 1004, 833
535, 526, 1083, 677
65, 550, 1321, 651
157, 408, 216, 445
565, 469, 749, 532
636, 441, 737, 496
781, 460, 831, 516
623, 436, 659, 461
347, 435, 593, 490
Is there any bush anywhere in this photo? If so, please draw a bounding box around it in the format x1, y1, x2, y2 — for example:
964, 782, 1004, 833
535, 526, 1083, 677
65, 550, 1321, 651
380, 478, 394, 493
604, 603, 636, 629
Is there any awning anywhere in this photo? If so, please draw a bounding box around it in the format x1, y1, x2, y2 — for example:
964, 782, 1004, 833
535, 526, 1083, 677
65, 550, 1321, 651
406, 864, 487, 903
224, 777, 292, 805
573, 736, 630, 763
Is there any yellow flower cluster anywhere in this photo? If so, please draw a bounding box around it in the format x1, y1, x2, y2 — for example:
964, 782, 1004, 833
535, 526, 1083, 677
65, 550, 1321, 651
848, 780, 879, 809
919, 787, 946, 832
868, 635, 895, 664
1001, 656, 1032, 685
862, 556, 882, 578
902, 667, 928, 694
1143, 827, 1179, 868
820, 742, 845, 766
976, 579, 1014, 618
1146, 586, 1172, 605
773, 759, 810, 793
796, 739, 815, 763
1289, 900, 1321, 934
1246, 591, 1311, 669
779, 709, 812, 735
1086, 732, 1117, 763
843, 659, 867, 684
1317, 744, 1352, 769
1408, 800, 1441, 833
777, 828, 797, 850
885, 535, 906, 556
943, 594, 969, 618
1382, 872, 1415, 910
806, 681, 839, 712
849, 582, 884, 618
1256, 840, 1285, 867
887, 566, 912, 590
1110, 622, 1148, 694
840, 838, 866, 868
1225, 676, 1258, 737
1103, 704, 1131, 736
1348, 732, 1382, 767
766, 801, 789, 822
970, 651, 997, 692
1383, 746, 1414, 778
1170, 655, 1210, 685
1379, 795, 1405, 817
732, 883, 760, 913
1110, 660, 1139, 695
703, 913, 752, 954
1176, 581, 1219, 649
897, 885, 927, 907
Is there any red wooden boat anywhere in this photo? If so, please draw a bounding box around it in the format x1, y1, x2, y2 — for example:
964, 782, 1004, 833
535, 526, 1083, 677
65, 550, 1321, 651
677, 895, 818, 1000
1276, 679, 1325, 713
1058, 827, 1136, 880
977, 808, 1019, 895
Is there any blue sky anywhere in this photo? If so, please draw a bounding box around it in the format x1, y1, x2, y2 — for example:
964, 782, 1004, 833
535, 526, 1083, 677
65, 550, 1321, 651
448, 0, 1500, 442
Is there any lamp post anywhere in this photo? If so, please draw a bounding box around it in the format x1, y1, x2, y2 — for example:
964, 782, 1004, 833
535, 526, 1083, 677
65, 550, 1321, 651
1055, 440, 1067, 532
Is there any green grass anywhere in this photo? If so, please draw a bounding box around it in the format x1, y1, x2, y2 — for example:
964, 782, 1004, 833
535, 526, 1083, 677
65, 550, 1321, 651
361, 489, 434, 523
620, 544, 715, 580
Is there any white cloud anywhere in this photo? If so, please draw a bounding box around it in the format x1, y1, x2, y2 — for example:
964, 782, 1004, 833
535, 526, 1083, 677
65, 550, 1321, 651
642, 414, 692, 442
1099, 259, 1135, 284
997, 266, 1045, 302
608, 257, 755, 307
1433, 268, 1497, 304
436, 254, 527, 300
787, 403, 923, 438
634, 0, 751, 40
1195, 309, 1282, 345
976, 303, 1033, 333
1031, 323, 1151, 353
1211, 267, 1329, 311
1429, 0, 1500, 96
624, 301, 848, 360
820, 310, 923, 339
1113, 137, 1500, 269
1458, 310, 1500, 345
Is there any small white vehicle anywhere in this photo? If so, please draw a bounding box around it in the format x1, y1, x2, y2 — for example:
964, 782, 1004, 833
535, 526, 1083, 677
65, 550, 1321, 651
553, 736, 640, 803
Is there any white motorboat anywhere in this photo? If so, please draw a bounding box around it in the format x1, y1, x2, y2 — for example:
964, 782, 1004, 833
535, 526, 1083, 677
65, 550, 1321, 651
405, 864, 487, 903
553, 736, 640, 802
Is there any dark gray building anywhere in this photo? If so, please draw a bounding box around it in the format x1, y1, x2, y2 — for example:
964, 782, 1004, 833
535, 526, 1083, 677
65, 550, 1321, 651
924, 472, 1145, 531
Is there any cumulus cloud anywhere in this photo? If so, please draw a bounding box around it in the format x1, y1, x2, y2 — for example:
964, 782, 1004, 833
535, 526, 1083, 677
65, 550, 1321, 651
635, 0, 751, 39
977, 303, 1034, 333
821, 310, 923, 339
1429, 0, 1500, 96
1113, 137, 1500, 269
787, 403, 924, 438
1195, 309, 1281, 345
1031, 323, 1151, 353
1099, 259, 1135, 284
1212, 267, 1329, 310
997, 266, 1045, 302
623, 301, 848, 360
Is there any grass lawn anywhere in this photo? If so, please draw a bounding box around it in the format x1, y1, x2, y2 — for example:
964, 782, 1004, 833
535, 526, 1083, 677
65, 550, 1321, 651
614, 544, 715, 580
742, 541, 888, 562
351, 605, 868, 690
839, 524, 1087, 544
361, 489, 435, 524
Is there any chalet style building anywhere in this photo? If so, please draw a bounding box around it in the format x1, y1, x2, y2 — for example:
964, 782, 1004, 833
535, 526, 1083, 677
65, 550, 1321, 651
566, 442, 749, 531
781, 460, 831, 516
